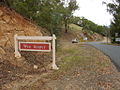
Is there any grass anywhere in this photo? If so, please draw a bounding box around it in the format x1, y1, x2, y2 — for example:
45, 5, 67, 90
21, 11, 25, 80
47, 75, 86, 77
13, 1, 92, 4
69, 24, 93, 35
68, 24, 102, 41
50, 41, 115, 79
60, 53, 82, 69
24, 41, 118, 90
69, 24, 83, 31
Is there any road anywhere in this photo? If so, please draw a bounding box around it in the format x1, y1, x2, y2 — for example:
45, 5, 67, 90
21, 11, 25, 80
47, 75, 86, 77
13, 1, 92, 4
87, 42, 120, 71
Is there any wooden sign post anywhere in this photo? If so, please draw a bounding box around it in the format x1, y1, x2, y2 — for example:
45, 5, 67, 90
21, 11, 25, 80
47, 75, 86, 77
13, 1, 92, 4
14, 34, 59, 70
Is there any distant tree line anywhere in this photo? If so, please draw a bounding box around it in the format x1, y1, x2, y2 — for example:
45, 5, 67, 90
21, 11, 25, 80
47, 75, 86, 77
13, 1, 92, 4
70, 16, 109, 36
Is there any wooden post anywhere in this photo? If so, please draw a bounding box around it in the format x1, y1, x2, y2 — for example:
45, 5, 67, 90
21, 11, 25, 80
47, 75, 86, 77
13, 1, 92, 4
52, 34, 59, 70
14, 34, 21, 58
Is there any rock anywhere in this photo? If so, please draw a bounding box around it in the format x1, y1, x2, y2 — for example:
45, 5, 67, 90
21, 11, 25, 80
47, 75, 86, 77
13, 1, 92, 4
0, 10, 3, 16
0, 47, 6, 58
2, 15, 11, 23
0, 30, 3, 37
0, 47, 6, 54
0, 20, 6, 24
33, 65, 38, 69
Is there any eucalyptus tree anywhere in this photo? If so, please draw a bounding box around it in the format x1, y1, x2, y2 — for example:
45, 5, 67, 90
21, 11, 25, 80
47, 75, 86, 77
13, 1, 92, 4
74, 17, 108, 36
62, 0, 79, 33
8, 0, 64, 35
7, 0, 78, 34
105, 0, 120, 42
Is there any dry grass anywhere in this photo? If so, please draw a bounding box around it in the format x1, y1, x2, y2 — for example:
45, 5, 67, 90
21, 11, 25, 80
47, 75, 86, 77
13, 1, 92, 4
69, 24, 83, 31
42, 42, 120, 90
5, 41, 120, 90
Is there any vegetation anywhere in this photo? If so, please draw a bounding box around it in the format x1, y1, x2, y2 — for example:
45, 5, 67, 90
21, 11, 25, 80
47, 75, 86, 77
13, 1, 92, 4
104, 0, 120, 43
70, 16, 109, 36
0, 0, 109, 37
5, 0, 78, 35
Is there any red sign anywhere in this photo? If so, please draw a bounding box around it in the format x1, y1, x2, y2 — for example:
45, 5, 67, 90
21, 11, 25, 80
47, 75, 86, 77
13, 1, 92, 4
19, 42, 51, 52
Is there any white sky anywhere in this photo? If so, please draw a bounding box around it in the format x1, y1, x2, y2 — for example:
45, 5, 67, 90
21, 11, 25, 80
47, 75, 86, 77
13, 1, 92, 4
74, 0, 113, 26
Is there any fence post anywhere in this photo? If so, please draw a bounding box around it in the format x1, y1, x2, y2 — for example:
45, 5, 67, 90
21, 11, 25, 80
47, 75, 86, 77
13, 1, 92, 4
52, 34, 59, 70
14, 34, 21, 58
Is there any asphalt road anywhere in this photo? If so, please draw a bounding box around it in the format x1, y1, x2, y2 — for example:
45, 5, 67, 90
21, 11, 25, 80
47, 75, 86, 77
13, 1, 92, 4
87, 42, 120, 71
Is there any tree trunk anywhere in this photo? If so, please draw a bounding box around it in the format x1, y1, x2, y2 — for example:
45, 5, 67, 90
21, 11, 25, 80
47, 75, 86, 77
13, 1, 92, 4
64, 18, 68, 33
65, 22, 68, 33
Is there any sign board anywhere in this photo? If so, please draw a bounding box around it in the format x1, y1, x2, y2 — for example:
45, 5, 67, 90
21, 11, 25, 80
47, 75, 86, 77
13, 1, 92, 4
115, 33, 119, 37
14, 34, 59, 70
19, 42, 51, 52
115, 38, 120, 42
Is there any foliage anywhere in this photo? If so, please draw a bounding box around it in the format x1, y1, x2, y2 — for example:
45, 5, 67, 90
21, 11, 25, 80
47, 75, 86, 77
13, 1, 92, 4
70, 16, 109, 36
7, 0, 78, 35
62, 0, 79, 33
106, 0, 120, 43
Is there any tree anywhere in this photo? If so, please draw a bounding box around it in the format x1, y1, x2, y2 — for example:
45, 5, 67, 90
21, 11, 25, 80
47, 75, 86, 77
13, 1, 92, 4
8, 0, 64, 35
8, 0, 79, 35
8, 0, 78, 35
62, 0, 79, 33
69, 16, 81, 24
106, 0, 120, 43
72, 16, 108, 36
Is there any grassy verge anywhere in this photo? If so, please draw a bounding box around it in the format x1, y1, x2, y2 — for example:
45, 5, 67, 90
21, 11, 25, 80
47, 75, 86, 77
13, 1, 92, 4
50, 42, 115, 79
22, 41, 119, 90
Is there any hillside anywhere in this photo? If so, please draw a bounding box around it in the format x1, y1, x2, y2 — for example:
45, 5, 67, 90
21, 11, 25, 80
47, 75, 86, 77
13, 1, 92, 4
3, 26, 120, 90
0, 6, 104, 88
0, 6, 51, 86
0, 7, 43, 46
60, 24, 103, 42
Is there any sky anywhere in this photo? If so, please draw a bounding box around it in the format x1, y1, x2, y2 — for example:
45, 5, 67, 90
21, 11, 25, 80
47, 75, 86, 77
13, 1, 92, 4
74, 0, 113, 26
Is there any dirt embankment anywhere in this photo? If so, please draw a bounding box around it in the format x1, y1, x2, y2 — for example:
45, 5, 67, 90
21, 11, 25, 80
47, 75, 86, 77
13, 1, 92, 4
61, 24, 103, 42
0, 6, 51, 87
0, 6, 47, 63
0, 6, 43, 47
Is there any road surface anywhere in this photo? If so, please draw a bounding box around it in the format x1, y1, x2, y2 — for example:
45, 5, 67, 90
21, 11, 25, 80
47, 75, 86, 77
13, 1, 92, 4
87, 42, 120, 71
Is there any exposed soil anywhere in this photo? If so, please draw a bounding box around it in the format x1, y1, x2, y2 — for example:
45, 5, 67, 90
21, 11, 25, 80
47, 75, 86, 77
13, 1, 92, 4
0, 6, 52, 89
0, 51, 52, 89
